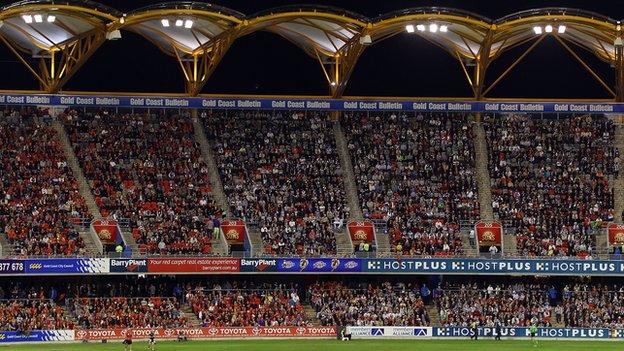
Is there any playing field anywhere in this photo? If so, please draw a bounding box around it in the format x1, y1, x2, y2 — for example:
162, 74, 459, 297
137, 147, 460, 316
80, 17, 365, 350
1, 339, 623, 351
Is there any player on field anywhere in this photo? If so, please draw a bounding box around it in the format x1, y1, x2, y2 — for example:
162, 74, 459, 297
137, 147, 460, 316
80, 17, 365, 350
123, 329, 133, 351
148, 330, 156, 351
529, 324, 538, 347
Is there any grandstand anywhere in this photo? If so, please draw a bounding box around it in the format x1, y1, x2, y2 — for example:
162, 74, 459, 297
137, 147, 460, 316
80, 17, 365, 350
2, 0, 624, 350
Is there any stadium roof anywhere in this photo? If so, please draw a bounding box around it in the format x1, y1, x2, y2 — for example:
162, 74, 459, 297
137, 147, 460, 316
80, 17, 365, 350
1, 1, 624, 100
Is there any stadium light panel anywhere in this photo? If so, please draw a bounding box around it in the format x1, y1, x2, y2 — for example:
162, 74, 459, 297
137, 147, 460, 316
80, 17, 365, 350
184, 19, 193, 29
533, 26, 542, 34
161, 19, 169, 27
175, 19, 183, 27
429, 23, 438, 33
545, 25, 553, 33
440, 25, 448, 33
416, 24, 425, 32
558, 25, 566, 33
330, 81, 337, 86
405, 24, 415, 33
47, 15, 55, 23
34, 14, 43, 23
22, 15, 33, 23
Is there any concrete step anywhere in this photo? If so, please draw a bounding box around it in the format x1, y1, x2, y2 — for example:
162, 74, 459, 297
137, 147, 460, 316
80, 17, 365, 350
303, 304, 321, 326
426, 305, 439, 325
503, 234, 517, 256
181, 306, 202, 327
247, 229, 265, 256
473, 121, 494, 221
333, 120, 363, 219
374, 228, 391, 255
335, 228, 354, 255
0, 231, 13, 257
52, 120, 102, 220
192, 117, 231, 218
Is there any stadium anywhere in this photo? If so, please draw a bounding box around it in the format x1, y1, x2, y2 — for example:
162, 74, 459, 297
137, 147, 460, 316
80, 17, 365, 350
2, 0, 624, 350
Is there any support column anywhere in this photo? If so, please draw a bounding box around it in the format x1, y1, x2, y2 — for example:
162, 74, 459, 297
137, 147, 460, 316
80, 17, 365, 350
316, 32, 367, 98
0, 29, 106, 93
175, 33, 237, 96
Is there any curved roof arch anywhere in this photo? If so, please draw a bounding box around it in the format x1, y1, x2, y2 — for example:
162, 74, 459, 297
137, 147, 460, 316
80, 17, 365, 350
242, 5, 369, 58
370, 7, 492, 60
0, 0, 118, 55
492, 8, 618, 62
120, 2, 244, 58
0, 1, 623, 98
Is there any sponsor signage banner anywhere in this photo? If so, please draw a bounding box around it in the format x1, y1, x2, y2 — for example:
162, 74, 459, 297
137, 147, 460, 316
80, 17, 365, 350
24, 258, 109, 274
347, 221, 375, 243
475, 221, 503, 247
109, 258, 148, 273
607, 223, 624, 247
75, 327, 336, 341
362, 258, 624, 275
0, 93, 622, 113
277, 258, 362, 273
147, 258, 240, 273
0, 260, 24, 274
347, 326, 432, 338
240, 258, 278, 272
91, 219, 119, 243
220, 220, 246, 244
433, 327, 611, 339
0, 330, 74, 343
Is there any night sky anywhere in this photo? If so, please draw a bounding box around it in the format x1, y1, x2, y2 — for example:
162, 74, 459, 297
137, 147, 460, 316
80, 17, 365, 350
0, 0, 622, 98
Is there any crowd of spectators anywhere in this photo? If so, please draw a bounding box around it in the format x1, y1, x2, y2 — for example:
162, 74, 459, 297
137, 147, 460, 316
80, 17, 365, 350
436, 283, 553, 327
342, 112, 478, 256
0, 110, 88, 256
63, 110, 222, 255
485, 114, 617, 257
186, 283, 307, 327
309, 281, 430, 326
72, 296, 188, 329
560, 284, 624, 328
204, 111, 349, 256
0, 299, 72, 331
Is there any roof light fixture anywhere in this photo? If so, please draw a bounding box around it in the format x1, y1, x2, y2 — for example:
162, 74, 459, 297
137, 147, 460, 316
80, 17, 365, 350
545, 24, 553, 33
22, 15, 33, 23
405, 24, 414, 33
440, 25, 448, 33
47, 15, 55, 23
533, 26, 542, 35
34, 14, 43, 23
161, 19, 169, 27
429, 23, 438, 33
184, 19, 193, 29
175, 19, 183, 27
416, 24, 425, 32
558, 25, 566, 33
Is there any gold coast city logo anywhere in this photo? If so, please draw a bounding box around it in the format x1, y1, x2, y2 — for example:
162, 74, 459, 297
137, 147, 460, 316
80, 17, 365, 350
615, 232, 624, 244
99, 229, 112, 240
225, 229, 239, 240
482, 231, 495, 242
354, 230, 367, 240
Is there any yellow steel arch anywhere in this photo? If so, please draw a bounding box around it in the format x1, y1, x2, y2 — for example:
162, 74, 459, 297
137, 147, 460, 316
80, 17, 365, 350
0, 2, 624, 100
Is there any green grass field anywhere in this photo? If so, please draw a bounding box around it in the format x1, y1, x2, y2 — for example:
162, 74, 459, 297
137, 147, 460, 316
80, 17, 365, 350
0, 339, 623, 351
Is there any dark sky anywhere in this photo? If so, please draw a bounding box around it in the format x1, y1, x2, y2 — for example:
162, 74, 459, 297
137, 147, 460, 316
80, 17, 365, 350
0, 0, 622, 98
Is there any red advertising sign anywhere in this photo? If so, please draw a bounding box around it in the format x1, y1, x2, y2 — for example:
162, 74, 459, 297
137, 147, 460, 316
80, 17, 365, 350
221, 220, 246, 244
75, 326, 337, 341
147, 258, 240, 273
608, 223, 624, 246
347, 220, 374, 243
91, 219, 119, 243
475, 221, 502, 247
